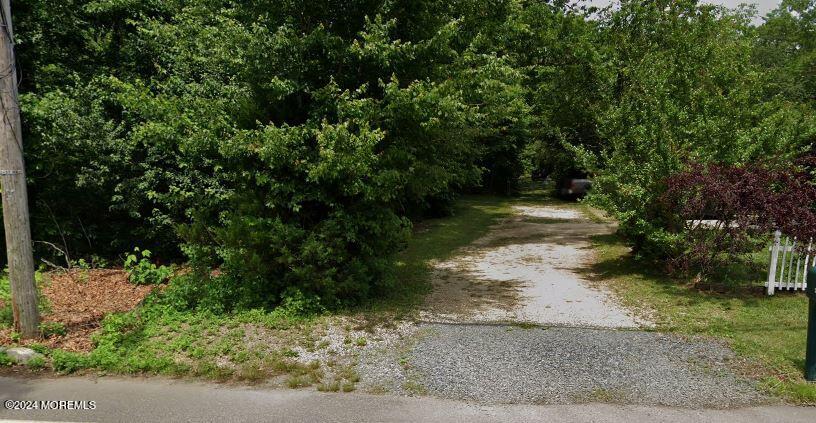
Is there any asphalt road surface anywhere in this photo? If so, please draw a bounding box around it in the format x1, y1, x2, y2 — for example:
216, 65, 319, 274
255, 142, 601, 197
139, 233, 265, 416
0, 376, 813, 423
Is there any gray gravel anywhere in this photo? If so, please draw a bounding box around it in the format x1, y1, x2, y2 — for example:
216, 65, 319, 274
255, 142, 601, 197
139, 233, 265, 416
362, 323, 770, 408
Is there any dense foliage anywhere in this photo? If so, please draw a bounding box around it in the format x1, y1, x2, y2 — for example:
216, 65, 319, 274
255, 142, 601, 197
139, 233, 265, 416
584, 0, 816, 262
16, 0, 530, 307
10, 0, 816, 304
661, 162, 816, 279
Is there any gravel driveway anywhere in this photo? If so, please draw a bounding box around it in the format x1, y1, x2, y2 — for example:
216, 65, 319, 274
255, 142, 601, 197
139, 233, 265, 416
358, 203, 767, 407
421, 205, 645, 328
405, 324, 767, 407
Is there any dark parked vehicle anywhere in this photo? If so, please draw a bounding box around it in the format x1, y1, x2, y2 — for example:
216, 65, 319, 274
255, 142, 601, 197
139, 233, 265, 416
556, 176, 592, 200
531, 168, 549, 181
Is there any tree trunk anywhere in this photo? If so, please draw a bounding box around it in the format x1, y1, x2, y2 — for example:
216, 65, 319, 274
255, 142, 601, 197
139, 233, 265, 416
0, 0, 39, 338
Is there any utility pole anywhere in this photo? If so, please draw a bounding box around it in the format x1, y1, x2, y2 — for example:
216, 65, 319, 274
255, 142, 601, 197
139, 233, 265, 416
0, 0, 38, 338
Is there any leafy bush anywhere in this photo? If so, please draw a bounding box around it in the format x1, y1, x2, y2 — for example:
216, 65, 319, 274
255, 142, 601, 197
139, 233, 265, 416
0, 274, 12, 327
51, 350, 91, 374
26, 355, 47, 370
661, 161, 816, 280
28, 343, 51, 355
40, 321, 67, 338
0, 304, 12, 328
157, 272, 325, 318
0, 352, 13, 366
16, 1, 532, 309
124, 248, 173, 286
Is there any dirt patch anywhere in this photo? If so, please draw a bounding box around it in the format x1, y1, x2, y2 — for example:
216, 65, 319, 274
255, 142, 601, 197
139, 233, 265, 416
422, 255, 523, 321
0, 269, 154, 352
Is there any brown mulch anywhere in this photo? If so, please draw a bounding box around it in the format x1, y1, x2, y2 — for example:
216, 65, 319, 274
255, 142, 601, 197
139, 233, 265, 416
0, 269, 155, 352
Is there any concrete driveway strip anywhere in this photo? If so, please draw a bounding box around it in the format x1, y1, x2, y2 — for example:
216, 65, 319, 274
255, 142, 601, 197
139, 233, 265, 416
0, 376, 813, 423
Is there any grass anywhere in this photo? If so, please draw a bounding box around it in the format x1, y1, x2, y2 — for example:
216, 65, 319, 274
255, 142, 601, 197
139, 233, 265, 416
383, 194, 515, 312
0, 273, 11, 328
588, 232, 816, 404
317, 380, 341, 392
511, 322, 538, 330
577, 388, 628, 404
0, 271, 49, 329
83, 307, 319, 377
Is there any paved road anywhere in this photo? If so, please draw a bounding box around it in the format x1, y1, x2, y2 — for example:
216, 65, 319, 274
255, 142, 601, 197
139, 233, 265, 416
0, 376, 813, 422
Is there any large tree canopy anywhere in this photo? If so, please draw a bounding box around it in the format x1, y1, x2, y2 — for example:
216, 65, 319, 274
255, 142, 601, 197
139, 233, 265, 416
10, 0, 816, 306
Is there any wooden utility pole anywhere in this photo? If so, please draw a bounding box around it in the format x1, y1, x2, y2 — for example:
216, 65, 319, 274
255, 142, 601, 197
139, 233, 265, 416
0, 0, 38, 338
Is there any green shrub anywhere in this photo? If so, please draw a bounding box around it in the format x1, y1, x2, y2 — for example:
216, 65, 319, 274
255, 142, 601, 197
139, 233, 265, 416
26, 355, 47, 370
51, 350, 92, 373
0, 352, 13, 366
124, 248, 173, 286
40, 321, 67, 338
28, 344, 51, 355
0, 306, 12, 328
17, 1, 527, 308
0, 275, 12, 328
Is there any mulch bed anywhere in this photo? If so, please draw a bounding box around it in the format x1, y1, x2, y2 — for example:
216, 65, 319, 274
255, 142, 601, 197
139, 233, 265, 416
0, 269, 155, 352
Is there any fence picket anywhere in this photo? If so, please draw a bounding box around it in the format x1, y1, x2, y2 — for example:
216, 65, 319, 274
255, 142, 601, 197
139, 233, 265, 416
765, 232, 811, 295
785, 238, 796, 289
798, 240, 811, 290
789, 240, 793, 288
767, 231, 782, 295
779, 237, 789, 287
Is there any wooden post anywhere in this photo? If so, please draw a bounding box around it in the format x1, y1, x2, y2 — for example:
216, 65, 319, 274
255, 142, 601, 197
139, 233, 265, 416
0, 0, 38, 338
768, 230, 781, 296
807, 239, 813, 292
800, 239, 812, 291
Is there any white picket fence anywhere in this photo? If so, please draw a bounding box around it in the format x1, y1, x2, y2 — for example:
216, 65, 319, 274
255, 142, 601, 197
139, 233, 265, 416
767, 230, 810, 295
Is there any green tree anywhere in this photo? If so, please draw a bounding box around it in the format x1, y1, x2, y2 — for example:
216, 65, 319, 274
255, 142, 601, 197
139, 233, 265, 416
588, 0, 814, 258
16, 0, 530, 307
756, 0, 816, 105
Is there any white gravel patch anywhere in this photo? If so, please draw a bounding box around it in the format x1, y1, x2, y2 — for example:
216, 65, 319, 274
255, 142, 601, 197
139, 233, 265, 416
513, 205, 583, 220
291, 319, 417, 367
421, 204, 645, 328
473, 243, 640, 328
